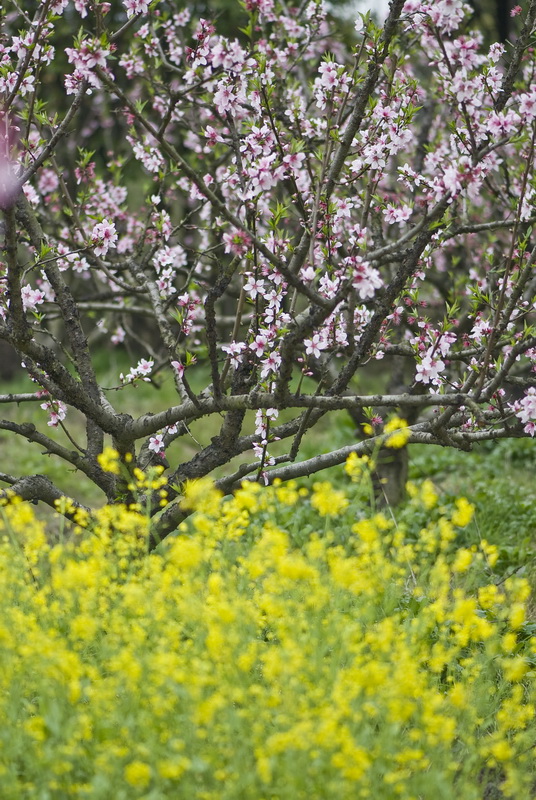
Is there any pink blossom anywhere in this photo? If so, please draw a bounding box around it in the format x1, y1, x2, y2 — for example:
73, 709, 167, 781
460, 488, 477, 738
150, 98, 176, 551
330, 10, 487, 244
363, 144, 386, 171
148, 434, 165, 455
171, 360, 185, 378
38, 169, 59, 195
214, 82, 236, 115
260, 351, 281, 379
488, 43, 505, 63
21, 286, 45, 312
74, 0, 90, 17
427, 0, 466, 34
129, 138, 165, 173
123, 0, 150, 18
513, 388, 536, 436
222, 230, 251, 256
243, 0, 275, 18
436, 331, 457, 357
41, 399, 67, 427
282, 151, 306, 171
65, 40, 109, 77
50, 0, 69, 13
222, 341, 246, 368
0, 112, 20, 210
91, 219, 118, 257
245, 155, 286, 198
0, 73, 17, 95
318, 274, 340, 299
244, 274, 265, 299
250, 333, 269, 358
415, 350, 445, 387
486, 110, 520, 137
254, 409, 268, 437
137, 359, 153, 376
19, 75, 35, 96
519, 92, 536, 121
470, 315, 493, 342
346, 257, 382, 300
153, 245, 187, 271
122, 358, 154, 384
318, 61, 339, 89
119, 54, 144, 78
304, 333, 328, 358
383, 203, 413, 224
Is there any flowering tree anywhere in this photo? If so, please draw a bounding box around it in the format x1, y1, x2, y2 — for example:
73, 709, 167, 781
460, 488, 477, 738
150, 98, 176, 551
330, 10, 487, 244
1, 0, 536, 544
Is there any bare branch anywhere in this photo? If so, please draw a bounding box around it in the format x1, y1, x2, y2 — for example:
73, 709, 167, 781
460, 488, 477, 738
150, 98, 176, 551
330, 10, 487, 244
0, 473, 91, 524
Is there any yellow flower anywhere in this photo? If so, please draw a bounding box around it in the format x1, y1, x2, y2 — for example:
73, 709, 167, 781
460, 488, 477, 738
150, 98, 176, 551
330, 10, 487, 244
502, 632, 518, 653
451, 497, 475, 527
345, 452, 369, 480
509, 603, 525, 630
502, 656, 528, 683
480, 539, 499, 567
256, 754, 272, 783
182, 477, 222, 514
384, 416, 411, 449
489, 740, 513, 762
124, 761, 152, 789
311, 482, 349, 517
478, 584, 499, 610
421, 479, 438, 509
97, 446, 121, 475
157, 757, 190, 780
452, 548, 473, 573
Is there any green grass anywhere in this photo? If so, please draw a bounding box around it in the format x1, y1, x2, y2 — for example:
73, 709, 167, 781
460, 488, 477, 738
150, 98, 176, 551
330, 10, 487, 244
409, 439, 536, 573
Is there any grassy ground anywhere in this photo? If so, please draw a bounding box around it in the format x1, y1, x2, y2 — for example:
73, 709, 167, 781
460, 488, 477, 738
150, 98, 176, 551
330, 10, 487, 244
409, 439, 536, 578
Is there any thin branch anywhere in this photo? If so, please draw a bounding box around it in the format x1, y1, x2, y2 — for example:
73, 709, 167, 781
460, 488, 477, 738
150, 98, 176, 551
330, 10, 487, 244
129, 389, 473, 439
0, 419, 112, 492
17, 84, 87, 187
234, 423, 526, 488
323, 0, 406, 200
0, 393, 44, 403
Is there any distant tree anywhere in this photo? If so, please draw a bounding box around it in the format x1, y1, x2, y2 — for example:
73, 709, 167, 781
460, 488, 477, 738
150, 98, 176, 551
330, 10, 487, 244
470, 0, 513, 42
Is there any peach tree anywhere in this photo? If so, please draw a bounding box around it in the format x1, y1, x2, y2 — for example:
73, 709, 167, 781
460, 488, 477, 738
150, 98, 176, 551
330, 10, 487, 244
1, 0, 536, 543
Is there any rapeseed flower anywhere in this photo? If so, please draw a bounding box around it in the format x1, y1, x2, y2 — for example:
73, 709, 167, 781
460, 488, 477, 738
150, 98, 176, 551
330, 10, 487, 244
451, 496, 475, 527
124, 761, 152, 788
97, 446, 121, 474
311, 481, 349, 516
0, 470, 533, 798
384, 415, 411, 448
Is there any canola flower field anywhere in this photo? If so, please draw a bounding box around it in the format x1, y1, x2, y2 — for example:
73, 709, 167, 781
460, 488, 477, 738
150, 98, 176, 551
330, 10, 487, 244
1, 452, 536, 799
